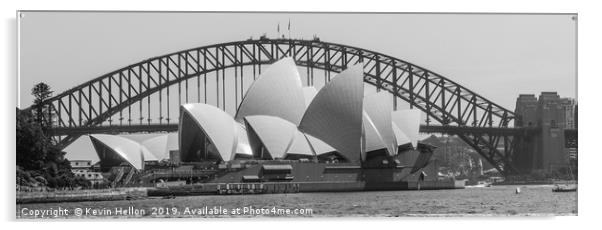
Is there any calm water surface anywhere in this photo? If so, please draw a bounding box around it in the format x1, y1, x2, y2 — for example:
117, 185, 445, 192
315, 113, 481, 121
16, 185, 577, 218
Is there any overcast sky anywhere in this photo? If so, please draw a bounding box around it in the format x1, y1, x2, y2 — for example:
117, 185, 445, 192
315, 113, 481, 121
19, 12, 577, 109
18, 12, 577, 160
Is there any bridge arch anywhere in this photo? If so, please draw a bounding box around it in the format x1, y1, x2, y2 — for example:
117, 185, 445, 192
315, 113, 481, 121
34, 38, 518, 174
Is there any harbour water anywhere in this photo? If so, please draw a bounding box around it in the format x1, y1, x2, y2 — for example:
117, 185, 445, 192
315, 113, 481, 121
16, 185, 577, 218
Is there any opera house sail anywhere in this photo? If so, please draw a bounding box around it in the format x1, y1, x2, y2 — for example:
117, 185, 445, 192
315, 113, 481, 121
141, 133, 178, 161
89, 134, 157, 171
391, 109, 421, 149
298, 64, 365, 162
234, 57, 306, 125
244, 115, 297, 160
179, 103, 238, 162
363, 92, 398, 158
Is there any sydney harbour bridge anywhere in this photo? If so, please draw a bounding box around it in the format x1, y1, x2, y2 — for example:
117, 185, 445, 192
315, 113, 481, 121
31, 38, 541, 176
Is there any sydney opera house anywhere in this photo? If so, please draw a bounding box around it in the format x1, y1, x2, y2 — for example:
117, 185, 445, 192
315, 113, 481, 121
84, 58, 442, 192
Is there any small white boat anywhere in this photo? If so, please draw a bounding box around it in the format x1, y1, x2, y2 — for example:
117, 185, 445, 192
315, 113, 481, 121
467, 181, 492, 188
552, 184, 577, 192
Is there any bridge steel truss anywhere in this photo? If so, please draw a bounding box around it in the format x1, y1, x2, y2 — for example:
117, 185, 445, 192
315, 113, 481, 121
33, 38, 520, 175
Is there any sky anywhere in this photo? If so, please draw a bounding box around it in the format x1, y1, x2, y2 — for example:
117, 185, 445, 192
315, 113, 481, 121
19, 12, 577, 109
17, 12, 577, 161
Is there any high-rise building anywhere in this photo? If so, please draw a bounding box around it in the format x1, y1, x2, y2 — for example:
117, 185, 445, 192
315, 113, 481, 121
515, 94, 538, 127
514, 92, 576, 172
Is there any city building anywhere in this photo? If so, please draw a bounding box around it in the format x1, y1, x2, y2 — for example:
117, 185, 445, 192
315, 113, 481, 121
514, 92, 577, 173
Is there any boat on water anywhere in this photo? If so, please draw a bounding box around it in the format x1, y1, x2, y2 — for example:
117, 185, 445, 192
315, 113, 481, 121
552, 184, 577, 192
466, 181, 492, 188
552, 154, 577, 193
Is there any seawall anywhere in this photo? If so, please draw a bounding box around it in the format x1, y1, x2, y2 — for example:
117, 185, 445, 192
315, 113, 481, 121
16, 188, 148, 204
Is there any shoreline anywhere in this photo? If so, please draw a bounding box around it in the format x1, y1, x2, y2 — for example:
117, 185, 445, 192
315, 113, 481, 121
493, 180, 578, 186
16, 188, 148, 204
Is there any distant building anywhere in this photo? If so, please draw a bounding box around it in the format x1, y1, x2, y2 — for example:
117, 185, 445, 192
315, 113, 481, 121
514, 92, 576, 173
70, 160, 92, 169
73, 171, 104, 186
69, 160, 104, 186
515, 94, 538, 127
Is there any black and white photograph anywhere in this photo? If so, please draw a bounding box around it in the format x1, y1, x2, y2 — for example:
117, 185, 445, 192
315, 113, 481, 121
12, 9, 580, 219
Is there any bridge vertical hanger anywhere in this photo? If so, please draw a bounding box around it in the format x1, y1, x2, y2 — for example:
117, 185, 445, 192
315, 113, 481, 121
440, 79, 446, 124
147, 63, 152, 125
203, 49, 207, 104
222, 47, 226, 111
158, 60, 163, 124
98, 78, 103, 122
166, 56, 171, 124
252, 43, 257, 80
392, 59, 398, 110
234, 45, 239, 110
68, 95, 72, 127
376, 56, 381, 92
215, 46, 219, 110
325, 44, 330, 84
139, 64, 143, 125
128, 68, 133, 125
185, 53, 189, 104
408, 65, 414, 109
197, 50, 201, 103
258, 44, 262, 76
86, 85, 91, 125
425, 72, 431, 125
271, 43, 276, 60
178, 53, 182, 110
309, 45, 314, 86
456, 87, 462, 126
78, 88, 82, 126
234, 45, 245, 111
118, 72, 123, 125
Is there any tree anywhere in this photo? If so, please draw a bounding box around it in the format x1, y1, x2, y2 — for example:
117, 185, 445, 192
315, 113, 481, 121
16, 83, 88, 189
16, 108, 47, 170
31, 82, 54, 132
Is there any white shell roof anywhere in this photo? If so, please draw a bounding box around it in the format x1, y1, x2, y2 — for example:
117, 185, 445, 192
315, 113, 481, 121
180, 103, 237, 162
302, 87, 318, 108
141, 133, 178, 160
244, 115, 297, 159
299, 64, 365, 162
234, 123, 253, 157
304, 134, 337, 156
235, 57, 306, 125
363, 92, 398, 156
363, 112, 387, 157
286, 130, 315, 157
392, 123, 412, 147
64, 136, 99, 164
89, 134, 156, 170
391, 109, 422, 149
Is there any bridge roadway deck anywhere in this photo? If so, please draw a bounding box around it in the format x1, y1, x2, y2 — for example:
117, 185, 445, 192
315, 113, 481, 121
49, 124, 538, 136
